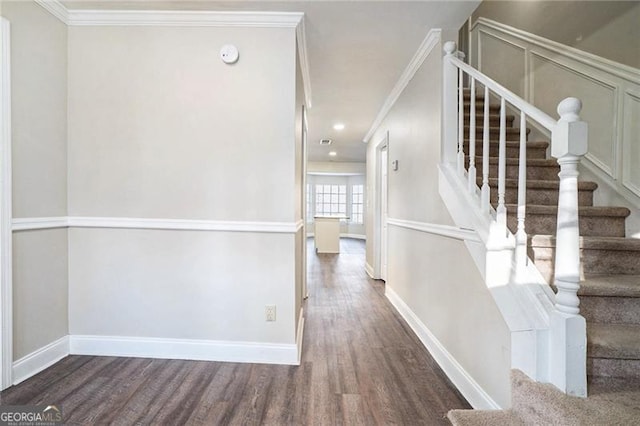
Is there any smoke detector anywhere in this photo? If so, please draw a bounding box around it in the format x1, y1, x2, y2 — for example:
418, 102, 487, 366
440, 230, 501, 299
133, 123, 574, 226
319, 139, 333, 145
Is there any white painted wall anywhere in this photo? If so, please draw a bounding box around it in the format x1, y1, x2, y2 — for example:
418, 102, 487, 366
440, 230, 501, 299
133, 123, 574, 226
470, 1, 640, 69
2, 0, 69, 360
67, 24, 302, 348
69, 229, 296, 343
68, 26, 297, 222
366, 35, 511, 407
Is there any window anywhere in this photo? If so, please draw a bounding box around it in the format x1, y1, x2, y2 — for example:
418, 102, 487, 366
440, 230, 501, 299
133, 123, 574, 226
315, 184, 346, 216
351, 184, 364, 224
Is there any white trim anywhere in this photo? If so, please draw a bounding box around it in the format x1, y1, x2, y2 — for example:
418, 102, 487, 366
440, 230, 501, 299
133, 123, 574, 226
296, 308, 305, 364
34, 0, 69, 24
69, 335, 300, 365
387, 218, 481, 243
473, 17, 640, 84
66, 9, 303, 28
363, 29, 441, 143
0, 17, 12, 391
296, 16, 312, 108
12, 217, 69, 231
365, 262, 375, 279
12, 336, 69, 385
341, 233, 365, 240
12, 216, 304, 234
385, 286, 500, 410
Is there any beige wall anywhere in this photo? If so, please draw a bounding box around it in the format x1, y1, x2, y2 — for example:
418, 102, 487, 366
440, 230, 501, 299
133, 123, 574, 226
66, 24, 301, 346
2, 0, 69, 360
68, 26, 297, 222
69, 228, 296, 343
366, 36, 511, 407
470, 1, 640, 68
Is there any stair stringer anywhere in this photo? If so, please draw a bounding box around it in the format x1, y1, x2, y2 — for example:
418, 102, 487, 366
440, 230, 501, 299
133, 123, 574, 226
439, 162, 556, 386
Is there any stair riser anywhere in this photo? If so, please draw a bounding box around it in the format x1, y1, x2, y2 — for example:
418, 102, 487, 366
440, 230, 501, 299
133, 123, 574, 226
588, 357, 640, 379
479, 163, 560, 181
531, 248, 640, 282
463, 102, 501, 114
490, 186, 594, 206
582, 248, 640, 275
581, 296, 640, 325
464, 115, 514, 127
508, 214, 625, 237
464, 128, 527, 141
464, 143, 547, 159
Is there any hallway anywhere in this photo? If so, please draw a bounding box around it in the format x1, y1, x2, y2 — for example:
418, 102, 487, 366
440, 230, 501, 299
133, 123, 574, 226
0, 238, 469, 424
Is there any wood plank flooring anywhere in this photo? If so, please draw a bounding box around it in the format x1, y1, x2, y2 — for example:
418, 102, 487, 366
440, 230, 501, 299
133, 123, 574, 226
0, 238, 470, 424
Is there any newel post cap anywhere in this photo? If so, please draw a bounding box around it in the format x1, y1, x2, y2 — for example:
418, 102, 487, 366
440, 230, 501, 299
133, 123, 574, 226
444, 41, 457, 55
552, 97, 588, 159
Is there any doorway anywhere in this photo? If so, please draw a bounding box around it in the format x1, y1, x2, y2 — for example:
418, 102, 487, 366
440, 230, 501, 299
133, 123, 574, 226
375, 134, 388, 281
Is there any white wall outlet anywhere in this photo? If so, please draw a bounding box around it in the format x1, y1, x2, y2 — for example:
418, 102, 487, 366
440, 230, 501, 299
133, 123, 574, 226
265, 305, 276, 322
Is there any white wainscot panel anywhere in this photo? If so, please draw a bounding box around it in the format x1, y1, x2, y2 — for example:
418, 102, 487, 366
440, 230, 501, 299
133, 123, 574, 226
530, 52, 618, 176
478, 30, 526, 98
622, 91, 640, 196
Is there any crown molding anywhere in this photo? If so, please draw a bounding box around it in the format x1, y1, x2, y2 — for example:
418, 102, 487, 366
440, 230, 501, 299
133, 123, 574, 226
32, 1, 312, 108
34, 0, 69, 24
296, 16, 313, 108
363, 29, 442, 143
66, 9, 303, 28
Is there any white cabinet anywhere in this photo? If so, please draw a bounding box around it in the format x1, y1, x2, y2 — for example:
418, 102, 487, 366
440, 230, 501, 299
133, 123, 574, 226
314, 216, 342, 253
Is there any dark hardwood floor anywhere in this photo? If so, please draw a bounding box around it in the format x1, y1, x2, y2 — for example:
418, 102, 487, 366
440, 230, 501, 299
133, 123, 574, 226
0, 238, 469, 425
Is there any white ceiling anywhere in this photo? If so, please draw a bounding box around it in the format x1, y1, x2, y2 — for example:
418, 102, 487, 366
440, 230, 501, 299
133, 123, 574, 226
62, 0, 480, 163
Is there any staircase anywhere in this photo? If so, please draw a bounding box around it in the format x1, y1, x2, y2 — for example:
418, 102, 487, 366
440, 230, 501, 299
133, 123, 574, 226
462, 89, 640, 387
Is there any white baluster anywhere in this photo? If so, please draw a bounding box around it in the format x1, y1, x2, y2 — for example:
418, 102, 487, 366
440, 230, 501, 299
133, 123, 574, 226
481, 86, 490, 212
442, 41, 458, 165
515, 111, 528, 271
496, 97, 507, 236
457, 68, 465, 176
552, 98, 588, 315
468, 78, 477, 193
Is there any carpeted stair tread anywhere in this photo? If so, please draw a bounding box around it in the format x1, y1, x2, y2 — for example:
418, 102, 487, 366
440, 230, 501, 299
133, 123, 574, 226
580, 274, 640, 298
447, 409, 525, 425
588, 323, 640, 359
464, 125, 531, 136
531, 235, 640, 251
484, 178, 597, 191
463, 140, 549, 149
506, 204, 630, 218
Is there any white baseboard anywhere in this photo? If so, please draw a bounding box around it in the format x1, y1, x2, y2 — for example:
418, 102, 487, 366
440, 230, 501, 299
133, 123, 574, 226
69, 335, 301, 365
365, 262, 375, 278
385, 286, 500, 410
12, 336, 70, 385
306, 232, 365, 240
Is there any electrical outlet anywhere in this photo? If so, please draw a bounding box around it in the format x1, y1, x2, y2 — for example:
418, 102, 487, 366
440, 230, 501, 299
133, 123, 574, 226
265, 305, 276, 322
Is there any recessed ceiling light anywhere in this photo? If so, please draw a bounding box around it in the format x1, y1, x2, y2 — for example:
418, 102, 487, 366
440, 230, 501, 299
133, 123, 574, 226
333, 123, 345, 131
329, 151, 337, 157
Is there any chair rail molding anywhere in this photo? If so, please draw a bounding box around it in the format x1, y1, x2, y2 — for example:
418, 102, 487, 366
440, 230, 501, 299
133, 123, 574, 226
386, 218, 481, 242
12, 217, 304, 234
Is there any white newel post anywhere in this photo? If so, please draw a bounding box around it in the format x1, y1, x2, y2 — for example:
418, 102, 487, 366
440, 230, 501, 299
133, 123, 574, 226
442, 41, 459, 166
549, 97, 588, 397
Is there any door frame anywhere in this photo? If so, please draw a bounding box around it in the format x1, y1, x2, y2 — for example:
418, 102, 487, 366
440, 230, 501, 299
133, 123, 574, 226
373, 133, 388, 280
0, 17, 13, 390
